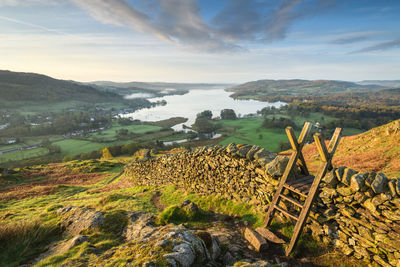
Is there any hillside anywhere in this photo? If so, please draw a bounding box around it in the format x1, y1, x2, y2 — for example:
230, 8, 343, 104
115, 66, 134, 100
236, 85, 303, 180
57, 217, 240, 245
300, 119, 400, 177
0, 70, 121, 104
226, 79, 384, 99
358, 80, 400, 88
90, 81, 230, 98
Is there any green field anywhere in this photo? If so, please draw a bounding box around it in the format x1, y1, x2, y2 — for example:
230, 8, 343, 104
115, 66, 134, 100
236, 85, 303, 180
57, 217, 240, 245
0, 147, 49, 163
87, 123, 162, 141
218, 117, 289, 152
218, 113, 363, 152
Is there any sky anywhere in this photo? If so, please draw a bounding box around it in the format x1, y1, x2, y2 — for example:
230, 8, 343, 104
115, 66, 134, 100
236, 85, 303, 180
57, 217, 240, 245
0, 0, 399, 83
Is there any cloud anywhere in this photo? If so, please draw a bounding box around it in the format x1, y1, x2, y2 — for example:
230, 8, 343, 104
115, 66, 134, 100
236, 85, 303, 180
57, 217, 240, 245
0, 0, 61, 6
70, 0, 241, 52
0, 15, 67, 35
352, 39, 400, 53
330, 32, 376, 44
71, 0, 333, 52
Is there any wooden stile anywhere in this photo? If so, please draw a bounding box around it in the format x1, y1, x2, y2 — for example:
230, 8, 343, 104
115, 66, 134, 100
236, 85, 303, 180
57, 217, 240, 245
263, 122, 342, 256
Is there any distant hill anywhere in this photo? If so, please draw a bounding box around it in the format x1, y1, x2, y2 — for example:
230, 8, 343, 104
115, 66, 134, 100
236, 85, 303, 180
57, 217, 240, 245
0, 70, 121, 104
227, 79, 385, 98
358, 80, 400, 88
299, 119, 400, 177
90, 81, 231, 97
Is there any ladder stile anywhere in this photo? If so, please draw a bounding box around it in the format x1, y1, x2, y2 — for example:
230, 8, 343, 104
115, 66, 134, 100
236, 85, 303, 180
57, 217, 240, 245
263, 124, 342, 256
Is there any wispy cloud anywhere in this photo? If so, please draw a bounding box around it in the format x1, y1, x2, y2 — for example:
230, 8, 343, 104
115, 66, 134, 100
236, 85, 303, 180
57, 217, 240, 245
330, 32, 375, 44
0, 15, 67, 34
0, 0, 61, 6
352, 39, 400, 53
71, 0, 333, 52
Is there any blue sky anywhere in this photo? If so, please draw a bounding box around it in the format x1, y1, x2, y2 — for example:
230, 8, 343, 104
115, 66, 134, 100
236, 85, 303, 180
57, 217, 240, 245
0, 0, 399, 83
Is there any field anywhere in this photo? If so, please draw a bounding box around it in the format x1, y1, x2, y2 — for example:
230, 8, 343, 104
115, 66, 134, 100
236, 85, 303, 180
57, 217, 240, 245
0, 147, 49, 164
87, 122, 162, 141
218, 113, 363, 152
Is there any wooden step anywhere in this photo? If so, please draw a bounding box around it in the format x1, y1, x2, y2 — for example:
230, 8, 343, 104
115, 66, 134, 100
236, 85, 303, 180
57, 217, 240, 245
275, 204, 299, 221
284, 175, 314, 197
279, 193, 303, 208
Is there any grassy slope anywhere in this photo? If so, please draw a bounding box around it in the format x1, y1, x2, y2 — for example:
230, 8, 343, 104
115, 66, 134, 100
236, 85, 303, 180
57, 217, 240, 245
300, 119, 400, 177
0, 148, 49, 164
0, 158, 364, 266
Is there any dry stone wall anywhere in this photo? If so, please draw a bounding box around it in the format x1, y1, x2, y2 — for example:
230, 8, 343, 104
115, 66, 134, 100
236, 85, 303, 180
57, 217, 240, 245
124, 144, 400, 266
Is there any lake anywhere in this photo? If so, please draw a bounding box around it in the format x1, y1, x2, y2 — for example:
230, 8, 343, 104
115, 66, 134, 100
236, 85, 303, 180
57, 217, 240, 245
121, 88, 286, 131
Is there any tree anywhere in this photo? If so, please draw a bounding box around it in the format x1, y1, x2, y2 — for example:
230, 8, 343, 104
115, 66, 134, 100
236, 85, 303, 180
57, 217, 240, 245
220, 109, 237, 120
101, 147, 113, 159
196, 110, 212, 119
192, 117, 218, 133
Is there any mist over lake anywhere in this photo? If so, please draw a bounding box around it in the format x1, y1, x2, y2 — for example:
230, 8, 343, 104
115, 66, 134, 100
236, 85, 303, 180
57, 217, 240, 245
121, 88, 286, 130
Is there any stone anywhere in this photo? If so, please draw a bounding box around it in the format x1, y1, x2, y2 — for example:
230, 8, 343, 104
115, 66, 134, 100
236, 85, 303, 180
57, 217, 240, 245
350, 173, 365, 192
337, 186, 354, 196
265, 156, 289, 178
353, 245, 371, 260
124, 212, 157, 241
237, 145, 252, 158
211, 236, 221, 261
354, 192, 367, 204
341, 168, 358, 186
163, 243, 196, 267
358, 226, 374, 241
244, 228, 268, 252
322, 171, 339, 188
335, 166, 346, 182
373, 255, 391, 267
254, 148, 276, 162
246, 145, 261, 160
388, 179, 398, 197
226, 143, 238, 154
395, 178, 400, 196
57, 206, 104, 235
371, 173, 388, 194
223, 252, 235, 266
255, 227, 285, 244
363, 199, 377, 214
382, 210, 400, 221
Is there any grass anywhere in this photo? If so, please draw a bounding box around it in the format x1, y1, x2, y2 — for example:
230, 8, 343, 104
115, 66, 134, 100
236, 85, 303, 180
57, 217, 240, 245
0, 147, 49, 164
0, 217, 62, 267
160, 185, 264, 227
218, 117, 292, 152
87, 121, 162, 141
0, 158, 373, 266
217, 113, 363, 152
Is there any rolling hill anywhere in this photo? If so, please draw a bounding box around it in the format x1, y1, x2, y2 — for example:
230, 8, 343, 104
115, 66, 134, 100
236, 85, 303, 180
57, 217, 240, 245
299, 119, 400, 177
0, 70, 121, 104
227, 79, 385, 99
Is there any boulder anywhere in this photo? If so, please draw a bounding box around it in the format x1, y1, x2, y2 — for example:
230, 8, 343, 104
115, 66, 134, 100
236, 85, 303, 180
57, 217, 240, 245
244, 228, 268, 252
237, 145, 252, 158
371, 173, 388, 194
350, 173, 365, 192
265, 156, 289, 178
57, 206, 104, 235
124, 212, 157, 241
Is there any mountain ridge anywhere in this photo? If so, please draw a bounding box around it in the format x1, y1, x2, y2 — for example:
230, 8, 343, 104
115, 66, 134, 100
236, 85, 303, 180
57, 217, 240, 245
0, 70, 121, 104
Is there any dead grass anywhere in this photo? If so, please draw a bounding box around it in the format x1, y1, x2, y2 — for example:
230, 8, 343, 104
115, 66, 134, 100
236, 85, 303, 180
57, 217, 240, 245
0, 166, 106, 201
285, 120, 400, 177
